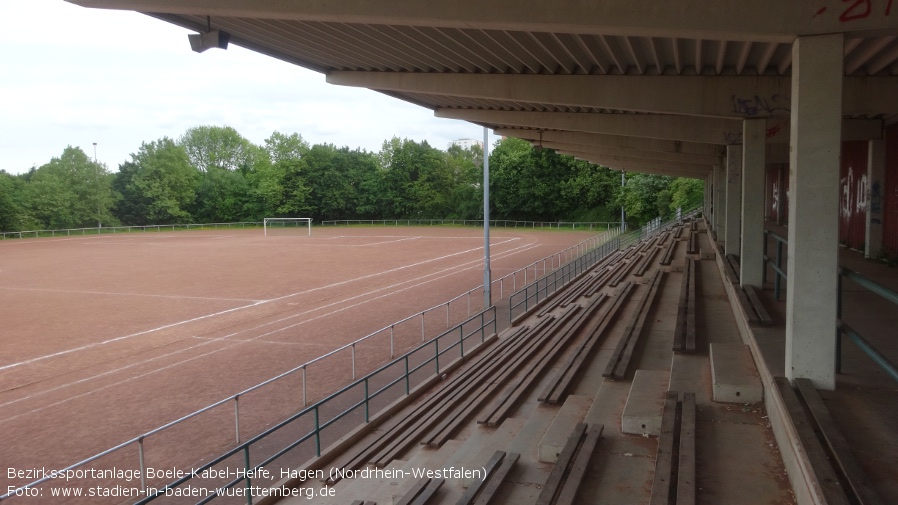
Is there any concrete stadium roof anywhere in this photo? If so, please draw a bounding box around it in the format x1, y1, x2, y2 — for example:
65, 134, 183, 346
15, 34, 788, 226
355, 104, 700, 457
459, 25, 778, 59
67, 0, 898, 177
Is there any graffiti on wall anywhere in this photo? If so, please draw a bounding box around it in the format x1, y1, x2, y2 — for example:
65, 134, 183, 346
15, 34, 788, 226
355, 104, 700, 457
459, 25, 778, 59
814, 1, 894, 21
731, 94, 791, 117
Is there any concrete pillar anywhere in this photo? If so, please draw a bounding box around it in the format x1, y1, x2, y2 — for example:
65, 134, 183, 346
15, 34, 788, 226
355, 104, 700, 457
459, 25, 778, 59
741, 119, 766, 287
866, 140, 886, 259
786, 34, 843, 391
725, 145, 743, 256
715, 160, 726, 239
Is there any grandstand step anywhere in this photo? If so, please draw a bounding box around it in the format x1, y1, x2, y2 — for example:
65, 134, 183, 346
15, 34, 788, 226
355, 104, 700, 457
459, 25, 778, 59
538, 394, 594, 463
699, 249, 716, 260
621, 370, 670, 436
709, 343, 763, 403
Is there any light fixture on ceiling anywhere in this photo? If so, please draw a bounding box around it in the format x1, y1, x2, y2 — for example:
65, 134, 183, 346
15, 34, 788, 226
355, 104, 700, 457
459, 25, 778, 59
188, 16, 230, 53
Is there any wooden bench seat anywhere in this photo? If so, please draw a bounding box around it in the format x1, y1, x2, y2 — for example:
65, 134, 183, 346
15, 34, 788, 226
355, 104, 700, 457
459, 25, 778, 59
536, 423, 604, 505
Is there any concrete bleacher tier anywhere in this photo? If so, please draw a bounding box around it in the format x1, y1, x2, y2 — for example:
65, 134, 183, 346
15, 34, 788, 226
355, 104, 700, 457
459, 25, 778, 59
265, 218, 830, 505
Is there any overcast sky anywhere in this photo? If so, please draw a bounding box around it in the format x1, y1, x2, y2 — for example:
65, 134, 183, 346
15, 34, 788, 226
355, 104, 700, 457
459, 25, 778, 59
0, 1, 491, 175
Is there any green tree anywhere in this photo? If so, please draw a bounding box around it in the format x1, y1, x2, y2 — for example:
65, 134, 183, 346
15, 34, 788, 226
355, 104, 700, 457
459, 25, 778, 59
668, 178, 705, 213
192, 167, 250, 222
0, 171, 29, 231
179, 125, 259, 173
22, 146, 118, 229
113, 138, 200, 225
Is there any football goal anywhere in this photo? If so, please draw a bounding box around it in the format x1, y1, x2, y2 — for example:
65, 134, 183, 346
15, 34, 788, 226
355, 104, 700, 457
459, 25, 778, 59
263, 217, 312, 237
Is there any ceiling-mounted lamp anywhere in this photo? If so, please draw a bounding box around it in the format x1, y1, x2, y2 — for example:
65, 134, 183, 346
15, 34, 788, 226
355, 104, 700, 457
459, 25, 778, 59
189, 16, 230, 53
533, 131, 544, 152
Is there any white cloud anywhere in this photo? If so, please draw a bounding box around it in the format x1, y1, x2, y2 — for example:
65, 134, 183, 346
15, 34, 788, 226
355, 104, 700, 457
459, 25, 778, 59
0, 0, 492, 173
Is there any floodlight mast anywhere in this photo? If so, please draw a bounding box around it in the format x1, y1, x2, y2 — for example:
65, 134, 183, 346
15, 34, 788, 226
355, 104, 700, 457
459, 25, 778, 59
483, 127, 491, 310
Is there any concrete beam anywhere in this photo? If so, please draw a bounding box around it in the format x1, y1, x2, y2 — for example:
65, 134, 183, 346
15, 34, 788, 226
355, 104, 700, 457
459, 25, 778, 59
442, 109, 740, 145
529, 140, 721, 166
556, 150, 711, 177
438, 109, 881, 145
332, 72, 898, 119
332, 73, 793, 119
495, 128, 724, 158
67, 1, 898, 41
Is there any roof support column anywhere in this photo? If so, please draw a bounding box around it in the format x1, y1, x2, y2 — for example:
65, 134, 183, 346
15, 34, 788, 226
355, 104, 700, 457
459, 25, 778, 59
725, 145, 743, 256
865, 140, 886, 259
741, 119, 767, 287
786, 34, 843, 390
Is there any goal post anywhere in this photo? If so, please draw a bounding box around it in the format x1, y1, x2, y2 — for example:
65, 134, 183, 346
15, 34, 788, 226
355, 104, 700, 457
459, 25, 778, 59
263, 217, 312, 237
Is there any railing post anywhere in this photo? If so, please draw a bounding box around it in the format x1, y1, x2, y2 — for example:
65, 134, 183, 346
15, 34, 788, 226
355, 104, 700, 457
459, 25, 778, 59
302, 366, 307, 407
404, 356, 410, 395
314, 406, 321, 457
459, 324, 464, 358
446, 302, 450, 328
243, 446, 253, 505
351, 343, 356, 380
421, 313, 426, 342
435, 339, 440, 375
234, 395, 241, 444
364, 378, 370, 423
138, 437, 147, 495
390, 325, 395, 359
836, 272, 843, 373
774, 240, 783, 300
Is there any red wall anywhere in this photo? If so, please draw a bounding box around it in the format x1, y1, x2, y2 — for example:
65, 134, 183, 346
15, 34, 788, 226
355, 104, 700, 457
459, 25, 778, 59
884, 124, 898, 259
839, 140, 869, 251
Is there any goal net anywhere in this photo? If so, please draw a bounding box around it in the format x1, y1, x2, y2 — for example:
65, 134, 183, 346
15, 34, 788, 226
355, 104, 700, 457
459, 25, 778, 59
264, 218, 312, 237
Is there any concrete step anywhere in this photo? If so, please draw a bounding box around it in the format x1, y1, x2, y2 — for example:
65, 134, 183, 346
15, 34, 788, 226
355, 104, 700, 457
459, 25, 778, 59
621, 369, 670, 436
709, 343, 763, 403
538, 394, 593, 463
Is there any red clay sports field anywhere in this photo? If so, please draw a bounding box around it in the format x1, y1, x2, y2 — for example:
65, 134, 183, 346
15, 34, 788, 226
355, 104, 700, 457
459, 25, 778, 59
0, 225, 598, 499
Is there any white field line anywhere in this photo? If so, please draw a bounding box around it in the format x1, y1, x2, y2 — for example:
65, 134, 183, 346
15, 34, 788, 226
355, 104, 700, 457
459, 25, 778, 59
0, 237, 518, 372
0, 286, 262, 303
0, 241, 541, 423
353, 236, 421, 247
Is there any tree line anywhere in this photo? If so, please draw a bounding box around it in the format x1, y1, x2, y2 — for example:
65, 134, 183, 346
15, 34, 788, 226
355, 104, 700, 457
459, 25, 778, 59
0, 126, 703, 232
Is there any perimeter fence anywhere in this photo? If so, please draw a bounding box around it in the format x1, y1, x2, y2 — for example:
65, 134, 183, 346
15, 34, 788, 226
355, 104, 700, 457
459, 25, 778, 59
322, 218, 619, 231
0, 222, 262, 240
2, 222, 623, 503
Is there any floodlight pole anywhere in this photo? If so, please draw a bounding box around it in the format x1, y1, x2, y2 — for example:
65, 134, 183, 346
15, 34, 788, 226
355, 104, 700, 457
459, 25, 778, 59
620, 170, 626, 231
483, 127, 491, 310
93, 142, 101, 229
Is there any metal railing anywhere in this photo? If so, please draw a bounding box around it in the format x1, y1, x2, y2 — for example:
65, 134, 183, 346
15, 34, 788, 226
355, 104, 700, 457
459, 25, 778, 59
836, 267, 898, 383
763, 228, 788, 300
1, 224, 620, 503
321, 219, 619, 231
0, 222, 263, 239
508, 236, 623, 321
3, 308, 496, 503
507, 207, 701, 322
